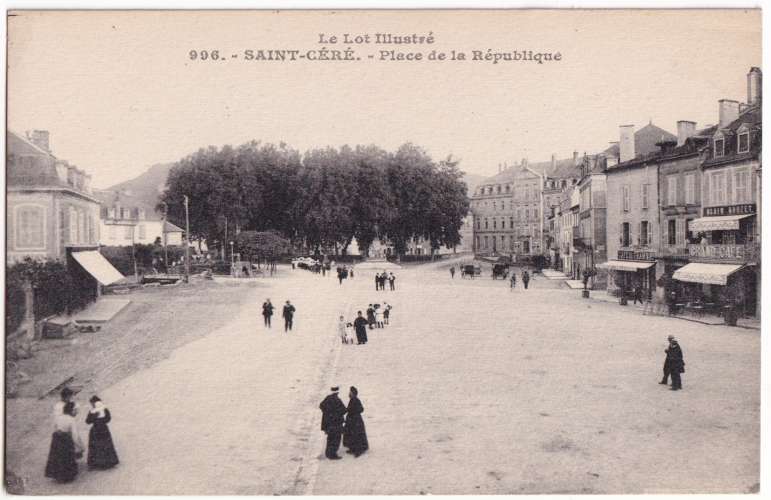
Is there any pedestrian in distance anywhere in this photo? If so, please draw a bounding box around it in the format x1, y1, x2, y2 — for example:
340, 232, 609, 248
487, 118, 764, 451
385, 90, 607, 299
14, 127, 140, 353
659, 335, 675, 385
283, 300, 296, 332
388, 273, 396, 291
343, 386, 369, 457
374, 274, 379, 291
350, 267, 354, 279
319, 386, 347, 460
353, 311, 368, 344
383, 302, 391, 325
522, 270, 530, 290
633, 285, 643, 305
374, 304, 383, 328
45, 401, 85, 483
337, 268, 345, 285
337, 315, 349, 345
85, 396, 119, 470
666, 336, 685, 390
510, 273, 517, 291
450, 266, 455, 279
262, 299, 274, 328
366, 305, 376, 330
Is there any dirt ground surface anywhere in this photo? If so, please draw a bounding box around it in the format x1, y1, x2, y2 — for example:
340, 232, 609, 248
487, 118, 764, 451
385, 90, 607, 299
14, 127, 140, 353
5, 259, 760, 494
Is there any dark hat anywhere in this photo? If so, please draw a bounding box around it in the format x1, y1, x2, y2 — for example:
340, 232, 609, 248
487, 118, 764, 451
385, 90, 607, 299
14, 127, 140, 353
667, 335, 675, 341
331, 386, 339, 392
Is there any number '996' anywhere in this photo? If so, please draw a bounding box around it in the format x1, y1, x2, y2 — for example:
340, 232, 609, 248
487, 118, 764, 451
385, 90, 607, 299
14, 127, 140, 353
189, 50, 220, 61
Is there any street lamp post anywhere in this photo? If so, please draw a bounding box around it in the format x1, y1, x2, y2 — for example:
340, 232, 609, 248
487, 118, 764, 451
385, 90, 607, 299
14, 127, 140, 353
183, 195, 190, 283
230, 241, 235, 276
131, 224, 139, 282
161, 201, 169, 273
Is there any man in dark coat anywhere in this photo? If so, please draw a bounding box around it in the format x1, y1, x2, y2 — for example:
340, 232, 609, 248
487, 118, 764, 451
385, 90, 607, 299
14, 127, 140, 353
374, 274, 379, 291
659, 334, 674, 385
366, 305, 375, 330
667, 337, 685, 390
282, 300, 296, 332
319, 387, 347, 459
353, 311, 368, 344
522, 270, 530, 290
262, 298, 274, 328
633, 285, 643, 305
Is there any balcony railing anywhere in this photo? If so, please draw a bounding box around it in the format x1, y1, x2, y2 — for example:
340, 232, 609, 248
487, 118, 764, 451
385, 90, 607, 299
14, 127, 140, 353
687, 243, 760, 262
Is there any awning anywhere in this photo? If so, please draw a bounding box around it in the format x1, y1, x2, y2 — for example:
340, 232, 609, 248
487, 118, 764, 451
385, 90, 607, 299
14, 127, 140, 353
71, 251, 126, 285
597, 260, 655, 272
672, 262, 744, 286
689, 214, 753, 232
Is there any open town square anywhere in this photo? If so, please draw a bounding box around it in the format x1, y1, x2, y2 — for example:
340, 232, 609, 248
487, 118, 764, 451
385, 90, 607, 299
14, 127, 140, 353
5, 8, 764, 497
5, 259, 761, 495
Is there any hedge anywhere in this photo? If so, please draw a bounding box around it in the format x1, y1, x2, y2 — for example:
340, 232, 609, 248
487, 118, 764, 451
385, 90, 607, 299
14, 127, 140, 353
5, 258, 92, 336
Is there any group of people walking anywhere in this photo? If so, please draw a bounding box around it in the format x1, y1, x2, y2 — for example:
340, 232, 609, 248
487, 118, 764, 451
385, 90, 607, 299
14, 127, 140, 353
338, 302, 393, 345
262, 299, 296, 332
375, 271, 396, 291
45, 388, 119, 483
319, 386, 369, 460
336, 265, 354, 284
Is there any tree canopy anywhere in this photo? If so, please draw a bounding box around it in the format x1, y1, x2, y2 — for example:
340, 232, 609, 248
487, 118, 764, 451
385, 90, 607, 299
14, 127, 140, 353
160, 141, 469, 257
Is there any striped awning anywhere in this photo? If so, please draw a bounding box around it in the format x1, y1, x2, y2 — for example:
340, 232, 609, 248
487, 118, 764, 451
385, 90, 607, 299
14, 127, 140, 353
673, 262, 744, 286
689, 214, 753, 232
597, 260, 655, 272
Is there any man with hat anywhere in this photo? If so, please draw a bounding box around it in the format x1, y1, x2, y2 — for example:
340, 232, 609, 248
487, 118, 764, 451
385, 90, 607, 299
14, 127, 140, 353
667, 337, 685, 391
319, 386, 347, 459
659, 335, 675, 385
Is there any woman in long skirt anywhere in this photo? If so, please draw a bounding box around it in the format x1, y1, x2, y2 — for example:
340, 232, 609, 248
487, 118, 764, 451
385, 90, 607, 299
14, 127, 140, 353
343, 386, 369, 457
45, 401, 84, 483
85, 396, 119, 470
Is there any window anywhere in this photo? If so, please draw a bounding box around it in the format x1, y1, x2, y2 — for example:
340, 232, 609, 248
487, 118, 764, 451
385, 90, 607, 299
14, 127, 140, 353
711, 172, 726, 205
641, 184, 649, 209
505, 185, 510, 193
107, 208, 116, 219
734, 170, 748, 204
525, 208, 530, 220
69, 208, 78, 244
138, 224, 146, 240
78, 212, 85, 244
676, 219, 686, 247
138, 209, 146, 220
475, 218, 480, 230
493, 219, 497, 229
622, 185, 631, 212
484, 218, 489, 230
668, 219, 676, 245
621, 222, 631, 247
108, 225, 116, 240
685, 174, 695, 205
122, 208, 131, 219
483, 236, 489, 249
87, 216, 94, 243
533, 207, 539, 219
124, 225, 133, 240
714, 138, 725, 157
640, 221, 649, 246
493, 201, 497, 211
738, 132, 750, 153
16, 206, 45, 249
516, 209, 522, 220
509, 217, 514, 229
667, 176, 677, 206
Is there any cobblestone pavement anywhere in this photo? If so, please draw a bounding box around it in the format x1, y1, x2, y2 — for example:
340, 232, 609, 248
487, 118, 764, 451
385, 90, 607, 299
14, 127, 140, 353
10, 260, 760, 494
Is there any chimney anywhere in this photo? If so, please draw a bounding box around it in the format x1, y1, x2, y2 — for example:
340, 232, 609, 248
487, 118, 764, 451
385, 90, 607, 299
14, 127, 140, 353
676, 120, 697, 146
619, 125, 636, 162
551, 154, 556, 171
718, 99, 740, 128
28, 130, 50, 152
747, 67, 762, 106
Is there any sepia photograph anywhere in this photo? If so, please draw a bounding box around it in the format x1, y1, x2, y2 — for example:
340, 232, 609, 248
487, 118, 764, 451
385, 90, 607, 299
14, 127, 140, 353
4, 7, 763, 496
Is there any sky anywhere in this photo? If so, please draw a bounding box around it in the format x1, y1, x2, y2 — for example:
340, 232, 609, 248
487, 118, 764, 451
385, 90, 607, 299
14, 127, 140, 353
7, 9, 762, 189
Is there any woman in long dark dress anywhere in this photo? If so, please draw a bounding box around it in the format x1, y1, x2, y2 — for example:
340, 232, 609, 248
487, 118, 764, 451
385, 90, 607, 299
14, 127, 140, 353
85, 396, 119, 469
343, 386, 369, 457
45, 401, 84, 483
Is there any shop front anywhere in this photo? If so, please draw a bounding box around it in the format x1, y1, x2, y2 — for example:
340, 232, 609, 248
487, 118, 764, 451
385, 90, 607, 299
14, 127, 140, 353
672, 262, 756, 318
598, 259, 656, 300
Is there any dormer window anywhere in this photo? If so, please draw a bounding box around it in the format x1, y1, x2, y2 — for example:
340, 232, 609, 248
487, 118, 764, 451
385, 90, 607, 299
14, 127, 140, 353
714, 136, 725, 157
505, 185, 510, 193
738, 129, 750, 154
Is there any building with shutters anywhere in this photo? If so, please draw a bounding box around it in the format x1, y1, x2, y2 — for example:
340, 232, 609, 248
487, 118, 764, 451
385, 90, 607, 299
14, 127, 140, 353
671, 67, 762, 318
603, 122, 677, 300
